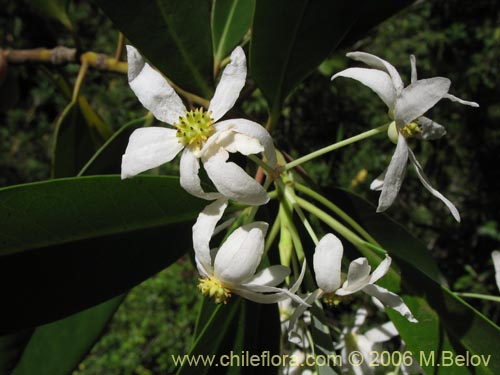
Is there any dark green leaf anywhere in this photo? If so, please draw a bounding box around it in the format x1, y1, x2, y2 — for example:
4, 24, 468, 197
77, 117, 146, 176
51, 101, 101, 178
251, 0, 411, 116
327, 189, 500, 374
0, 176, 206, 334
96, 0, 214, 97
11, 295, 124, 375
0, 330, 32, 375
212, 0, 255, 67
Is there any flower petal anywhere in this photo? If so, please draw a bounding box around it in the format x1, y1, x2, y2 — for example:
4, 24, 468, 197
126, 45, 186, 124
209, 46, 247, 122
212, 118, 277, 168
444, 93, 479, 107
240, 284, 309, 306
192, 198, 228, 276
331, 67, 396, 110
210, 129, 264, 156
362, 284, 418, 322
289, 260, 308, 295
288, 290, 321, 344
346, 51, 404, 94
121, 127, 183, 179
492, 250, 500, 292
408, 148, 461, 222
203, 148, 269, 205
179, 148, 223, 200
353, 307, 368, 330
336, 258, 372, 295
394, 77, 451, 127
370, 171, 386, 191
416, 116, 446, 140
243, 265, 290, 287
368, 255, 391, 284
377, 133, 409, 212
214, 221, 268, 284
313, 233, 343, 293
232, 286, 291, 304
365, 321, 398, 343
410, 55, 417, 84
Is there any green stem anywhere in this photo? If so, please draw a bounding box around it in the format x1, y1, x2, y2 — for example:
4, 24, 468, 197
294, 182, 379, 245
282, 123, 389, 171
295, 196, 365, 248
248, 154, 274, 175
455, 292, 500, 303
264, 213, 281, 254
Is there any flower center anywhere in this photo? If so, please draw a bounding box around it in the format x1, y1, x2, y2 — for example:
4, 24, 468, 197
322, 292, 354, 307
198, 277, 231, 304
175, 108, 215, 150
400, 121, 422, 138
387, 120, 422, 144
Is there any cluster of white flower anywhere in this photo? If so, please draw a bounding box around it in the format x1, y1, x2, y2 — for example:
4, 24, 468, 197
121, 45, 477, 362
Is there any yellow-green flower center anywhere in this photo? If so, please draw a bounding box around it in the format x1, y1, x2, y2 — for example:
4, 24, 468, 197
387, 120, 422, 144
322, 292, 353, 307
198, 277, 231, 304
175, 108, 215, 150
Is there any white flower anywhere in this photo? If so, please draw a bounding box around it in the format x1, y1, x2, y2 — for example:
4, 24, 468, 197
288, 233, 416, 344
122, 46, 276, 205
336, 308, 406, 375
192, 199, 306, 305
492, 250, 500, 292
332, 52, 479, 221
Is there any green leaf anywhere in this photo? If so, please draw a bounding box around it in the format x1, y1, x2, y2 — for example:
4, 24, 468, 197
0, 330, 32, 375
51, 101, 101, 178
326, 189, 500, 374
212, 0, 255, 67
31, 0, 73, 30
77, 117, 147, 176
96, 0, 214, 98
251, 0, 411, 116
0, 176, 206, 334
10, 295, 124, 375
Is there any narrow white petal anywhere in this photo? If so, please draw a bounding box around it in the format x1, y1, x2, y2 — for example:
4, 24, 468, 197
179, 148, 222, 200
232, 286, 290, 304
288, 290, 321, 344
416, 116, 447, 140
410, 55, 417, 84
121, 127, 183, 179
353, 307, 368, 329
289, 260, 308, 294
212, 118, 277, 168
243, 265, 290, 287
346, 51, 404, 94
444, 93, 479, 107
377, 133, 409, 212
242, 284, 309, 306
365, 321, 399, 343
214, 222, 268, 284
362, 284, 418, 323
203, 149, 269, 205
394, 77, 451, 127
336, 258, 372, 295
313, 233, 344, 293
368, 255, 392, 284
209, 46, 247, 122
408, 148, 461, 222
332, 67, 396, 110
370, 171, 386, 191
192, 198, 228, 275
126, 45, 186, 125
492, 250, 500, 292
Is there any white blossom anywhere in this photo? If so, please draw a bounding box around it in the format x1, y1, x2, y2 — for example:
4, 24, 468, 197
192, 199, 307, 305
122, 46, 276, 205
492, 250, 500, 292
332, 52, 479, 221
288, 233, 416, 344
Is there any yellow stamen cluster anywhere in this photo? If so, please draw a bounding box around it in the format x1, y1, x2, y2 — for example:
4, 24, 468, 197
198, 277, 231, 304
400, 121, 422, 138
322, 292, 353, 307
175, 108, 215, 150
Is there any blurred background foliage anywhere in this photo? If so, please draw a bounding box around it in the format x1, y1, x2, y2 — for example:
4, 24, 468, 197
1, 0, 499, 373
